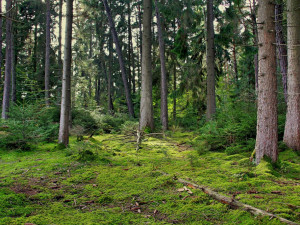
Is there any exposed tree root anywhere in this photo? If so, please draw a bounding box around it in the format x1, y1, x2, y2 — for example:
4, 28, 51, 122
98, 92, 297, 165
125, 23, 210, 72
159, 171, 299, 225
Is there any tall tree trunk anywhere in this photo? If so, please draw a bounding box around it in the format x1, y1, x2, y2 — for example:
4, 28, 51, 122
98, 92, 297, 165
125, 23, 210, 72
138, 4, 142, 91
140, 0, 154, 130
275, 1, 288, 103
173, 59, 176, 121
11, 32, 15, 103
58, 0, 73, 146
233, 42, 238, 84
128, 1, 135, 94
33, 22, 37, 73
2, 0, 12, 119
58, 0, 62, 64
45, 0, 51, 106
108, 34, 114, 113
283, 0, 300, 152
250, 0, 259, 92
206, 0, 216, 121
102, 0, 134, 117
155, 0, 168, 131
0, 0, 3, 84
255, 0, 278, 164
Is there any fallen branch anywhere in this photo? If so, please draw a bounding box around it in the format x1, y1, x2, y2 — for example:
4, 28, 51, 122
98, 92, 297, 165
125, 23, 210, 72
159, 171, 299, 225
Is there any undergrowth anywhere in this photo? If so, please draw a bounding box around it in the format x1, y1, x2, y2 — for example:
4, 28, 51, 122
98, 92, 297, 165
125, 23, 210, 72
0, 133, 299, 224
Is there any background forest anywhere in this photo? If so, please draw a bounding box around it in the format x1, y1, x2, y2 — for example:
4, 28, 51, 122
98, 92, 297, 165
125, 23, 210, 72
0, 0, 299, 224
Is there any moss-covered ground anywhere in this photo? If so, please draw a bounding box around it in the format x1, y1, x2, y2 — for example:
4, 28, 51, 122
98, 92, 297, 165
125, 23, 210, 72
0, 133, 299, 224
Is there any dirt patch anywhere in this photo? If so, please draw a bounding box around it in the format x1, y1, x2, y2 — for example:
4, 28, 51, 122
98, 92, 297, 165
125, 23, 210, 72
11, 184, 39, 196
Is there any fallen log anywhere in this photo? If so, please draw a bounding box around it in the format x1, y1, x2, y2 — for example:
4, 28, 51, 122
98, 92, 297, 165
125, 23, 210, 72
159, 171, 299, 225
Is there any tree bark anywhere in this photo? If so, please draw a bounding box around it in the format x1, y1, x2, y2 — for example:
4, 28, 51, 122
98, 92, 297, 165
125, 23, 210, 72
108, 34, 114, 113
45, 0, 51, 106
250, 0, 259, 92
206, 0, 216, 121
0, 0, 3, 84
140, 0, 154, 131
155, 0, 168, 131
283, 0, 300, 152
2, 0, 12, 119
58, 0, 73, 146
102, 0, 134, 117
255, 0, 278, 164
275, 2, 288, 103
11, 32, 15, 103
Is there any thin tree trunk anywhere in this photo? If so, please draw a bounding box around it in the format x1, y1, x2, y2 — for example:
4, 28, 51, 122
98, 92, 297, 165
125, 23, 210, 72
250, 0, 259, 92
283, 0, 300, 152
140, 0, 154, 130
173, 60, 176, 121
108, 34, 114, 113
45, 0, 51, 106
33, 22, 37, 73
0, 0, 3, 84
11, 32, 15, 103
102, 0, 134, 117
206, 0, 216, 121
127, 1, 132, 94
255, 0, 278, 164
128, 2, 135, 94
58, 0, 62, 64
275, 2, 288, 103
2, 0, 12, 119
233, 42, 238, 84
155, 0, 168, 131
58, 0, 73, 146
138, 4, 142, 91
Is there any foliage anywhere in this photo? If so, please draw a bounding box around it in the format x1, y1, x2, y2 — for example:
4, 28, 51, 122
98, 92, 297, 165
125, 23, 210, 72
0, 103, 58, 150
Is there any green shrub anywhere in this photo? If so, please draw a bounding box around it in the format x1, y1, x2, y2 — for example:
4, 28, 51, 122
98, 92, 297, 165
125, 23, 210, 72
120, 121, 139, 135
0, 103, 59, 150
72, 109, 98, 135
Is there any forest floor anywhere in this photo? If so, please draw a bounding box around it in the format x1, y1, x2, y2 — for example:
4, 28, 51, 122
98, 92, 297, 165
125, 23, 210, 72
0, 132, 299, 225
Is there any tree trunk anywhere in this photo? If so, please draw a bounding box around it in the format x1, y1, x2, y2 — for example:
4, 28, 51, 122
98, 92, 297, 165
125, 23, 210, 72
283, 0, 300, 152
233, 42, 238, 84
2, 0, 12, 119
140, 0, 154, 131
58, 0, 73, 146
128, 2, 135, 94
250, 0, 259, 92
155, 0, 168, 131
33, 22, 37, 73
11, 32, 16, 103
206, 0, 216, 121
102, 0, 134, 117
255, 0, 278, 164
0, 0, 3, 84
45, 0, 51, 106
137, 3, 142, 92
173, 60, 176, 121
108, 34, 114, 113
275, 2, 288, 103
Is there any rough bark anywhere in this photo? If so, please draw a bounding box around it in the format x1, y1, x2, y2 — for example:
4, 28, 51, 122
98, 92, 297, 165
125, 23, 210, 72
11, 32, 15, 103
275, 2, 288, 103
58, 0, 73, 146
102, 0, 134, 117
283, 0, 300, 151
2, 0, 12, 119
0, 0, 3, 84
255, 0, 278, 164
250, 0, 259, 92
155, 0, 168, 131
140, 0, 154, 131
108, 35, 114, 113
206, 0, 216, 121
45, 0, 51, 106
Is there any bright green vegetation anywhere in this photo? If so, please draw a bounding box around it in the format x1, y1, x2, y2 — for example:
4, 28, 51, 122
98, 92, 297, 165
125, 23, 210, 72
0, 133, 299, 225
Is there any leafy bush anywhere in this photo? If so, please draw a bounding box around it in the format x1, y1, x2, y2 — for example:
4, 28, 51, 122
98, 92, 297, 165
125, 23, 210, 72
91, 112, 132, 133
0, 103, 59, 150
120, 121, 139, 135
72, 109, 98, 135
194, 102, 257, 154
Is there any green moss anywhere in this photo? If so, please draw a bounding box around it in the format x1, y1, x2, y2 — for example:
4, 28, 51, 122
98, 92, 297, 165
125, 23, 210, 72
0, 133, 298, 224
